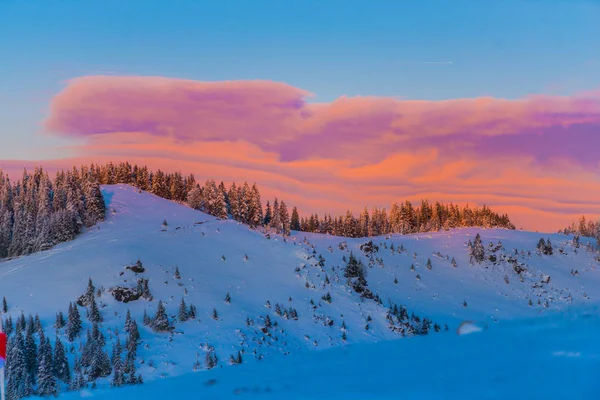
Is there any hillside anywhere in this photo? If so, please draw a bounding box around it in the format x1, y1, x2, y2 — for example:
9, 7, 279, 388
0, 184, 599, 398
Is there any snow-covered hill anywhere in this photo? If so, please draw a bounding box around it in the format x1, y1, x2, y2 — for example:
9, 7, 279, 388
1, 184, 599, 398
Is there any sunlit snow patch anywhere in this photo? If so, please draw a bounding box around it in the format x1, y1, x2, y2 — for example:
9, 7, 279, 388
456, 320, 487, 335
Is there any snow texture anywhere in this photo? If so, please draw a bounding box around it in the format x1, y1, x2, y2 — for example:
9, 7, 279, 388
0, 185, 598, 399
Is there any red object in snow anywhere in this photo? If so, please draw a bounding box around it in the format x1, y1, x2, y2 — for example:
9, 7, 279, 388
0, 331, 6, 360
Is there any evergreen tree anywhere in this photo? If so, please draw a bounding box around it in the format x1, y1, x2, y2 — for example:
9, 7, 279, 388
55, 311, 66, 329
2, 296, 7, 313
111, 353, 125, 387
124, 309, 133, 333
37, 338, 59, 397
470, 233, 485, 263
53, 337, 71, 383
291, 207, 300, 231
88, 296, 102, 323
178, 298, 188, 322
152, 301, 172, 332
66, 303, 82, 342
7, 332, 28, 399
263, 201, 272, 226
188, 304, 197, 320
24, 329, 37, 383
3, 316, 13, 336
205, 348, 218, 369
212, 308, 218, 320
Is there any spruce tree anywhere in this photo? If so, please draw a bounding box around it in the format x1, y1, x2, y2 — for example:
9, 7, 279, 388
152, 301, 172, 332
66, 303, 82, 342
35, 314, 42, 334
7, 332, 28, 400
470, 233, 485, 263
37, 338, 59, 397
53, 337, 70, 383
205, 348, 217, 369
2, 296, 7, 313
111, 353, 125, 387
26, 314, 35, 337
24, 329, 37, 384
55, 311, 66, 329
188, 304, 197, 320
124, 309, 133, 333
212, 308, 218, 320
143, 309, 151, 326
88, 296, 102, 323
3, 316, 13, 336
178, 298, 188, 322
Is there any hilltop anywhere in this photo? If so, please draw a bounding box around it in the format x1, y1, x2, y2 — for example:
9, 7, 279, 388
0, 184, 598, 399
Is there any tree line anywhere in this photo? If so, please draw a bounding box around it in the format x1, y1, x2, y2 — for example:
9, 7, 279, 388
86, 161, 514, 237
0, 167, 105, 259
561, 215, 600, 243
0, 161, 515, 261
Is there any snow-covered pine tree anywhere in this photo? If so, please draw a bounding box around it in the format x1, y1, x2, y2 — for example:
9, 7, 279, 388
83, 180, 106, 227
124, 309, 133, 333
88, 296, 102, 323
470, 233, 485, 263
152, 301, 172, 332
54, 311, 66, 330
270, 198, 281, 233
111, 353, 125, 387
290, 206, 300, 231
23, 329, 37, 384
3, 316, 13, 336
186, 185, 203, 210
188, 304, 197, 320
263, 201, 272, 226
178, 298, 188, 322
53, 336, 71, 383
205, 348, 218, 369
66, 303, 82, 342
7, 332, 28, 400
37, 338, 59, 397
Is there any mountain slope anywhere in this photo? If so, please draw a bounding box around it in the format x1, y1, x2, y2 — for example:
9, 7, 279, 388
60, 307, 600, 399
0, 184, 598, 395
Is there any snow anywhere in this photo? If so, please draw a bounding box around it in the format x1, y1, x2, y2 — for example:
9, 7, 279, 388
59, 307, 600, 399
1, 184, 599, 398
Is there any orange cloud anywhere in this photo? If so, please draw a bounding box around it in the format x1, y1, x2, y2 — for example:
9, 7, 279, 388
6, 76, 600, 232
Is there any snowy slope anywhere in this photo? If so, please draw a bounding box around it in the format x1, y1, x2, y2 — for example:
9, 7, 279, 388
1, 184, 599, 396
59, 307, 600, 399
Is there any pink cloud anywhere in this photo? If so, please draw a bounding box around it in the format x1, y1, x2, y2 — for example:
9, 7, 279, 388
9, 75, 598, 231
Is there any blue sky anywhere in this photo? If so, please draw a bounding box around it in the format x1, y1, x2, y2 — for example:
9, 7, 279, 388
0, 0, 599, 160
